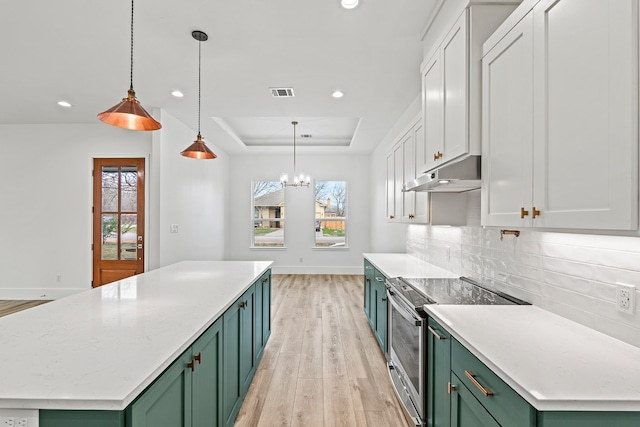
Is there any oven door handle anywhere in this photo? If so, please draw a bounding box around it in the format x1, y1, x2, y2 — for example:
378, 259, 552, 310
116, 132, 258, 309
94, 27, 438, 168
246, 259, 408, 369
387, 290, 423, 327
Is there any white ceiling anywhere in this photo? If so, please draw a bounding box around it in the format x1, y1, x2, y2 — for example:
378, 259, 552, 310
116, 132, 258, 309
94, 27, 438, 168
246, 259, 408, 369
0, 0, 437, 155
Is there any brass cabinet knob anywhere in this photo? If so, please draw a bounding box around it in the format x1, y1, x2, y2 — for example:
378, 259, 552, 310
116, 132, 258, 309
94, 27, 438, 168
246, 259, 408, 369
194, 352, 202, 364
434, 152, 439, 161
187, 360, 195, 372
532, 207, 541, 219
520, 207, 529, 219
389, 215, 394, 219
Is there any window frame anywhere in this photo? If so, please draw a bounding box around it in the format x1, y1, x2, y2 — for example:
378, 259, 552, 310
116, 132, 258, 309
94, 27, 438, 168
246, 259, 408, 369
251, 180, 287, 249
313, 180, 348, 249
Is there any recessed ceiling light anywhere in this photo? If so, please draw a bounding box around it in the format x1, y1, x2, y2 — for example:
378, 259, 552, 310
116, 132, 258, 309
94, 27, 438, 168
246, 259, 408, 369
332, 90, 344, 98
171, 90, 184, 98
341, 0, 359, 9
57, 101, 72, 108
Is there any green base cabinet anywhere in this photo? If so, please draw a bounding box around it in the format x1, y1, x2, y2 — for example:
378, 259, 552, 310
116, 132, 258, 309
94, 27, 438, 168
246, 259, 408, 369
537, 412, 640, 427
126, 318, 223, 427
450, 372, 500, 427
41, 271, 271, 427
363, 259, 387, 354
427, 317, 451, 427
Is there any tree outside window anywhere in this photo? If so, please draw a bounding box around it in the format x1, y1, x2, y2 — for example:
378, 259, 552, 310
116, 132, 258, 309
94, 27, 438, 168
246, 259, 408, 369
315, 181, 347, 247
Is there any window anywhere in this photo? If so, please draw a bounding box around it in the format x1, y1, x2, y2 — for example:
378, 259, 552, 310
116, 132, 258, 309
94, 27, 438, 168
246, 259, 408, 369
314, 181, 347, 247
252, 180, 285, 247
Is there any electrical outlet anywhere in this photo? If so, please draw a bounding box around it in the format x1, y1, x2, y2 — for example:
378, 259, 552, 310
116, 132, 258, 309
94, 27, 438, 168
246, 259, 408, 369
616, 283, 636, 314
16, 419, 27, 427
4, 418, 15, 427
170, 224, 179, 233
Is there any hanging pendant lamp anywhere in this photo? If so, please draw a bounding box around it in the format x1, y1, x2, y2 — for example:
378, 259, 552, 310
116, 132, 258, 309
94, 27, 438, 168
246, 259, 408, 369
97, 0, 161, 131
280, 121, 310, 187
181, 30, 217, 159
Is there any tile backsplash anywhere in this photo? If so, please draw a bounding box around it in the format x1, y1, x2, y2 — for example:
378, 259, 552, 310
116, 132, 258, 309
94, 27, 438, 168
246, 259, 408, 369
407, 223, 640, 348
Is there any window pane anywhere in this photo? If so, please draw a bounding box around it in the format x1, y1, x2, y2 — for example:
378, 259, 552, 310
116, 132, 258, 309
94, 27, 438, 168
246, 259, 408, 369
253, 180, 285, 247
101, 214, 118, 260
120, 214, 137, 260
120, 166, 138, 212
315, 181, 347, 247
101, 167, 118, 212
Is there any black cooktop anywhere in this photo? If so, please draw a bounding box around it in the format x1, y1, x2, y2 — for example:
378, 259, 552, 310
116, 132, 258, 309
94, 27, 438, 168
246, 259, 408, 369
386, 276, 529, 309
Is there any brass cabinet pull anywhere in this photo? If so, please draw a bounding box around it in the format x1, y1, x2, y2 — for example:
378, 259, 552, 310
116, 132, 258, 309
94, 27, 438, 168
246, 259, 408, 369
375, 277, 385, 282
532, 207, 541, 219
520, 207, 529, 218
448, 382, 457, 394
409, 214, 415, 219
187, 360, 196, 372
464, 370, 493, 396
389, 215, 395, 219
434, 153, 438, 161
427, 325, 446, 340
262, 277, 268, 283
194, 352, 202, 364
240, 300, 248, 309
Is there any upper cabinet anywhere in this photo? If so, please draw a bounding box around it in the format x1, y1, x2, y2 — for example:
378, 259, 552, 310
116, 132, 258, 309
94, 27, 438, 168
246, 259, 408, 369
482, 0, 639, 230
420, 4, 519, 174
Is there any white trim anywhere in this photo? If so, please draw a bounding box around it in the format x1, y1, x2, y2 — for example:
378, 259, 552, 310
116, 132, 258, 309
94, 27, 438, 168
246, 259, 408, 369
271, 266, 362, 275
0, 288, 84, 300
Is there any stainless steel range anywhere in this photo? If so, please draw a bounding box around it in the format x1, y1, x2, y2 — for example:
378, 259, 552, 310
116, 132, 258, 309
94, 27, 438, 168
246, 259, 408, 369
385, 276, 529, 426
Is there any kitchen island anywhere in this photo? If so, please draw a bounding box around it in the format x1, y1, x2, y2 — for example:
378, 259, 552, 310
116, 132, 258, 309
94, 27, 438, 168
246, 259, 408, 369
0, 260, 272, 426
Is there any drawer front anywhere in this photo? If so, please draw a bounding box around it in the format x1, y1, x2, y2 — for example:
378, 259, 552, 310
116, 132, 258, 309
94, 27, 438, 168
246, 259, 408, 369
451, 338, 535, 427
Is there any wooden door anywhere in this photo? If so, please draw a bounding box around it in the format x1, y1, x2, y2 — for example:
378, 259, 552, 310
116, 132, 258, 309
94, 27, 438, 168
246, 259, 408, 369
93, 158, 145, 287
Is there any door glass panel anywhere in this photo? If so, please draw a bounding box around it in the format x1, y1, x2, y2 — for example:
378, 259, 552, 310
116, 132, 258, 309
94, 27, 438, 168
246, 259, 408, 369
120, 214, 137, 260
120, 166, 138, 212
101, 214, 118, 260
101, 167, 118, 212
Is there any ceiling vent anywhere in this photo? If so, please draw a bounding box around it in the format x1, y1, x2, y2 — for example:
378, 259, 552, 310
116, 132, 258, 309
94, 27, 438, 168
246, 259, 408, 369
270, 87, 295, 98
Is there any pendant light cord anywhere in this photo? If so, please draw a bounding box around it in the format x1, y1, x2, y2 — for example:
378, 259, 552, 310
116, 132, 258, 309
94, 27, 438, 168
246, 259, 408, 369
292, 121, 297, 176
198, 38, 202, 135
129, 0, 134, 90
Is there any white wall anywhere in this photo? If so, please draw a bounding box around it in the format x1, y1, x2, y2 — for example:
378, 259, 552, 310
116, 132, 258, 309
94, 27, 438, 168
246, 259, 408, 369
0, 114, 229, 299
227, 152, 370, 274
152, 110, 228, 267
0, 124, 152, 298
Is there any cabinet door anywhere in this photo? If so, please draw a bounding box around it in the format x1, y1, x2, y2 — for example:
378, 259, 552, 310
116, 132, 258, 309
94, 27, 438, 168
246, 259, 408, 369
481, 13, 534, 227
427, 318, 451, 427
450, 373, 500, 427
364, 261, 374, 321
402, 130, 416, 222
441, 10, 469, 165
261, 272, 271, 347
411, 121, 429, 223
192, 319, 223, 427
128, 351, 193, 427
373, 271, 388, 353
239, 285, 255, 397
386, 150, 396, 221
222, 298, 243, 427
254, 275, 264, 363
532, 0, 638, 229
422, 49, 443, 172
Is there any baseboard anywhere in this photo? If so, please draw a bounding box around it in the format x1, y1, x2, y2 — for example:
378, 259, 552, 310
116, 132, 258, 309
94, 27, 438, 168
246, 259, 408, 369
271, 266, 363, 275
0, 288, 84, 300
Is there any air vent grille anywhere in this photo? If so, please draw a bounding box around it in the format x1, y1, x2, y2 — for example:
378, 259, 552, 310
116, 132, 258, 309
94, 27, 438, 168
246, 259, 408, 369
270, 87, 295, 98
300, 134, 312, 138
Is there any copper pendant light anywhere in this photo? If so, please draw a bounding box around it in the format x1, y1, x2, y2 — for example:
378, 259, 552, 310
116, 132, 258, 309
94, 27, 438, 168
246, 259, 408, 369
181, 30, 216, 160
97, 0, 161, 131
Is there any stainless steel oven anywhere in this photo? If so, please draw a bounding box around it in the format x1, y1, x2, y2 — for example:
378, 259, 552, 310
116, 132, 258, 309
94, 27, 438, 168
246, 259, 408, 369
385, 276, 529, 426
386, 278, 431, 426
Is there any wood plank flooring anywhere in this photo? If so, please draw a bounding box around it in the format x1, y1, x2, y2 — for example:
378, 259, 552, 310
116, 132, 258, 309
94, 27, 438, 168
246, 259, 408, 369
0, 300, 50, 317
235, 274, 411, 427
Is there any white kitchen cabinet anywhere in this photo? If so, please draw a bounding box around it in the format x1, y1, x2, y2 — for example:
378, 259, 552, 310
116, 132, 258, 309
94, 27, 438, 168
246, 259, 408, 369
482, 13, 534, 227
421, 4, 519, 174
482, 0, 639, 230
386, 114, 467, 225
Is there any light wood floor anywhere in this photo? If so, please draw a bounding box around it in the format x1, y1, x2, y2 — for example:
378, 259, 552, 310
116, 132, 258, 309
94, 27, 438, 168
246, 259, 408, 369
0, 300, 50, 317
235, 274, 411, 427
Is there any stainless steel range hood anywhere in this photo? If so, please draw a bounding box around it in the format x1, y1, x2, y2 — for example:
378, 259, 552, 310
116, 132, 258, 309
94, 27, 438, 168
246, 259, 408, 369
403, 155, 481, 193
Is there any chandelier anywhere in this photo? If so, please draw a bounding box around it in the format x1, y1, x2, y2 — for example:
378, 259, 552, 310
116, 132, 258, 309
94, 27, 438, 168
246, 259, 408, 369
280, 121, 310, 188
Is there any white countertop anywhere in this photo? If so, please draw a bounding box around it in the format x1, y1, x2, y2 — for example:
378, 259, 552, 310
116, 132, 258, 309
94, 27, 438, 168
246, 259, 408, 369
425, 305, 640, 412
363, 253, 458, 279
0, 260, 272, 411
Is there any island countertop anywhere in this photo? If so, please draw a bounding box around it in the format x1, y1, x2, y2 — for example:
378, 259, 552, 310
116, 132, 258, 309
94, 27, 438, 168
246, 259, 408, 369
0, 260, 272, 411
